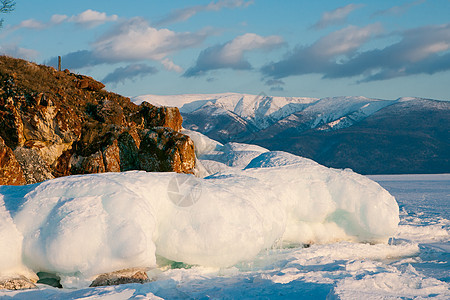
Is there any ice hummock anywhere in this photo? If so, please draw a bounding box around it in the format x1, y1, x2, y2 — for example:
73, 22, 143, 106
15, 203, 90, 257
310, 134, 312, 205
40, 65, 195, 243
0, 131, 399, 288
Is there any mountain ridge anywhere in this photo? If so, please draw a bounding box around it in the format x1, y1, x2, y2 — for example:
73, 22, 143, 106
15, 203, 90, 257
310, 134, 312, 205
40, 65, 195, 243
134, 93, 450, 174
133, 93, 444, 132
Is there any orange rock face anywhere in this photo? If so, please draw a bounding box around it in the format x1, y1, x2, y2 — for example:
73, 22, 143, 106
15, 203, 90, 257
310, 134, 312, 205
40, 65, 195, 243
0, 55, 195, 185
139, 127, 195, 174
0, 136, 26, 185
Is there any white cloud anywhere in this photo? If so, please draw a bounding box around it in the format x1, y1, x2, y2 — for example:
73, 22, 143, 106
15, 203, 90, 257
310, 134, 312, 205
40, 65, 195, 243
372, 0, 425, 17
13, 15, 67, 30
220, 33, 283, 62
207, 0, 253, 10
50, 17, 210, 71
9, 10, 116, 32
102, 63, 158, 84
50, 14, 68, 25
15, 19, 46, 30
261, 23, 450, 83
184, 33, 284, 76
260, 23, 383, 81
313, 4, 364, 29
93, 18, 209, 62
393, 24, 450, 63
311, 23, 383, 57
161, 58, 183, 73
68, 9, 118, 28
156, 0, 253, 26
0, 44, 39, 60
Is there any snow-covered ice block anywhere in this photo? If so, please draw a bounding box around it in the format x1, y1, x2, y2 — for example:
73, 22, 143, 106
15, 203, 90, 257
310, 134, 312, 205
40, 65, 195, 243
0, 196, 36, 281
243, 151, 399, 244
0, 139, 399, 288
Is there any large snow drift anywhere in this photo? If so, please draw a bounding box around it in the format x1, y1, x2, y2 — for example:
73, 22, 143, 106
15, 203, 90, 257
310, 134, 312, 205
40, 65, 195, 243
0, 131, 399, 288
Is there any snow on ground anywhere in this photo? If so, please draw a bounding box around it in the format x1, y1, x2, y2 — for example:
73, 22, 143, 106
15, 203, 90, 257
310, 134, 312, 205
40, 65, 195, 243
1, 131, 448, 299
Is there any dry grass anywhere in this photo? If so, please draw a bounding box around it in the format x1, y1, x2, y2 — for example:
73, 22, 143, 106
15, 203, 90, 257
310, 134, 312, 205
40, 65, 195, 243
0, 55, 73, 94
0, 55, 139, 113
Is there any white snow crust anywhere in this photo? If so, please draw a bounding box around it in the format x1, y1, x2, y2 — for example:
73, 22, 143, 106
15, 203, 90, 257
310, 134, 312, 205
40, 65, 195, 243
0, 131, 400, 290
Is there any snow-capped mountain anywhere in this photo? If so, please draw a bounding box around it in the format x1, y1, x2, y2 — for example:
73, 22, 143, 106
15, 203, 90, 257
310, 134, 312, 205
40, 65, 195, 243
133, 93, 450, 174
133, 93, 396, 132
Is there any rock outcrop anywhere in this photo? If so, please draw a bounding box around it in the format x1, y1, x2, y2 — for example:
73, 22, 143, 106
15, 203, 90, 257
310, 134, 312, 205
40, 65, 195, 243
89, 268, 151, 287
0, 276, 36, 290
0, 55, 195, 185
139, 127, 195, 173
0, 136, 26, 185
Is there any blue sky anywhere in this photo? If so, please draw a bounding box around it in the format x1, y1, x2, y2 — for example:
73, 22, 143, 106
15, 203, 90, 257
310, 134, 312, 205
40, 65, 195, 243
1, 0, 449, 100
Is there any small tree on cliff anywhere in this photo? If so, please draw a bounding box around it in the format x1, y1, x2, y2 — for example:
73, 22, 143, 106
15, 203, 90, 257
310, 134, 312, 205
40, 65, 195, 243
0, 0, 15, 28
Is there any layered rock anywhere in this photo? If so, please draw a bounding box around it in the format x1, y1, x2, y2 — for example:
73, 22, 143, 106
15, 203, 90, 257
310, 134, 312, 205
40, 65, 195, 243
0, 55, 195, 185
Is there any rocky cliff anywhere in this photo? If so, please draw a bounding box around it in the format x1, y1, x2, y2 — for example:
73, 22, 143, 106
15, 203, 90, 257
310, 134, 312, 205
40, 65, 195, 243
0, 55, 195, 185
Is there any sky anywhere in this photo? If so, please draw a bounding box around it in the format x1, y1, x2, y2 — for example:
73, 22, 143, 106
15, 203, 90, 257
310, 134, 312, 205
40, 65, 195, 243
0, 0, 449, 100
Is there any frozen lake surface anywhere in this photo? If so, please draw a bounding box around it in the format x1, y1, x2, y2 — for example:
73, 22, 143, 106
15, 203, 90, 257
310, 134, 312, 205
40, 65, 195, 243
1, 174, 449, 299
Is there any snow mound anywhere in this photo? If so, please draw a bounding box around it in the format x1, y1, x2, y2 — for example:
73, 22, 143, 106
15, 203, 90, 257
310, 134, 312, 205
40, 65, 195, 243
181, 129, 223, 157
245, 150, 318, 169
182, 129, 269, 171
0, 131, 400, 288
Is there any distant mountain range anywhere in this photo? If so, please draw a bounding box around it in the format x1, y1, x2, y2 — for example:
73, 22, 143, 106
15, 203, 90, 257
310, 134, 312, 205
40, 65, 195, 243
133, 93, 450, 174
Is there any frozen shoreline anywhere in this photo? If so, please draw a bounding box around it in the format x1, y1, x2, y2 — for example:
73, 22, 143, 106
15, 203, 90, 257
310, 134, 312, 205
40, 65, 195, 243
1, 173, 448, 299
0, 131, 448, 298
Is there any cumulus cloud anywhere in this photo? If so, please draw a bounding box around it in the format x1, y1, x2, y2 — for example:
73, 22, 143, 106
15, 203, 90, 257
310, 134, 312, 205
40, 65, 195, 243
50, 14, 69, 25
0, 44, 39, 60
10, 9, 116, 31
12, 18, 48, 30
48, 18, 209, 70
184, 33, 284, 77
312, 4, 364, 30
19, 19, 47, 29
327, 24, 450, 81
372, 0, 425, 17
161, 58, 183, 73
156, 0, 253, 26
94, 17, 209, 62
261, 23, 450, 83
47, 50, 98, 69
311, 23, 383, 57
68, 9, 118, 28
261, 24, 382, 79
102, 63, 158, 84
